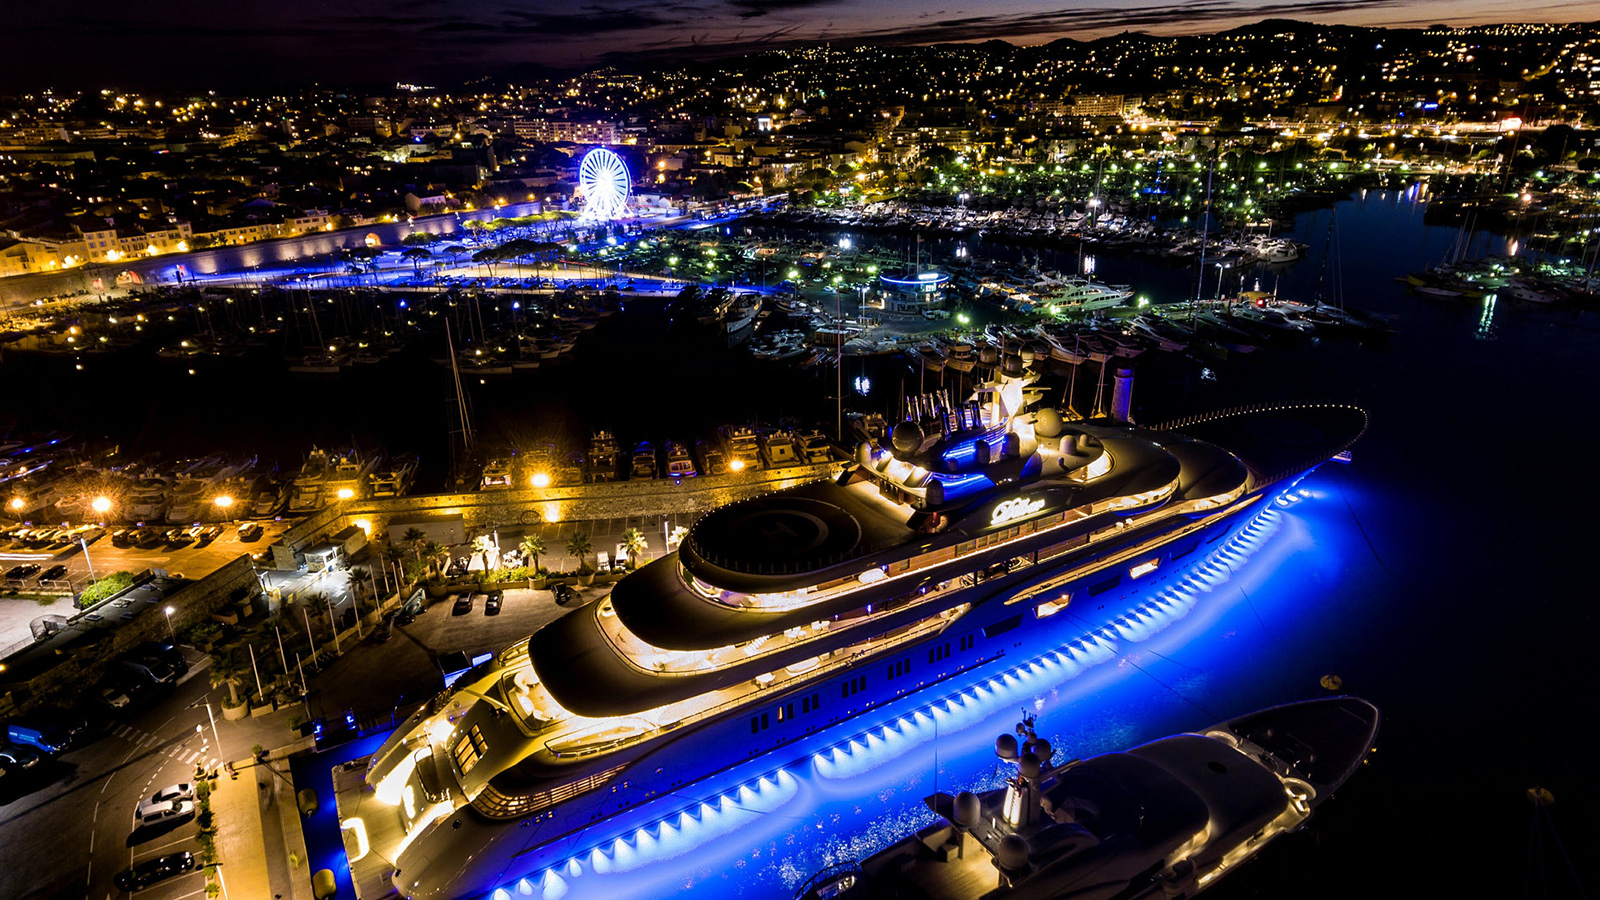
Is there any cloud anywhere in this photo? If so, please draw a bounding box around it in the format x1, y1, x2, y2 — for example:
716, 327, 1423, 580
723, 0, 851, 20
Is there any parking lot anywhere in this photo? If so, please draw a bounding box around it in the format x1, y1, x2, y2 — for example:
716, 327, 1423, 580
0, 520, 291, 651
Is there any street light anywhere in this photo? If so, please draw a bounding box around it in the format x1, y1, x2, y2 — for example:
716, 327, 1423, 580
91, 496, 112, 516
336, 488, 355, 500
213, 495, 234, 510
531, 472, 551, 489
8, 497, 23, 511
163, 605, 177, 640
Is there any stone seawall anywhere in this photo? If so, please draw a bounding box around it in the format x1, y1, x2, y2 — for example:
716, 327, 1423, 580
270, 462, 843, 555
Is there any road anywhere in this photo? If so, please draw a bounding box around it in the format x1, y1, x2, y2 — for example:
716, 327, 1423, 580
0, 647, 288, 900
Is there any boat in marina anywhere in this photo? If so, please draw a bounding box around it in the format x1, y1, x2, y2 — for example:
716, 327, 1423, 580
372, 455, 420, 499
480, 458, 515, 491
325, 448, 383, 502
288, 448, 332, 513
554, 452, 586, 487
798, 430, 833, 464
696, 439, 729, 476
363, 352, 1365, 900
724, 293, 763, 333
124, 477, 172, 522
631, 442, 659, 480
719, 425, 765, 471
663, 441, 697, 478
759, 429, 801, 468
587, 432, 620, 483
249, 477, 291, 517
798, 697, 1379, 900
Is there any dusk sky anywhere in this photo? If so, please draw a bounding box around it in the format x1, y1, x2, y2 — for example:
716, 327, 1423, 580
8, 0, 1596, 89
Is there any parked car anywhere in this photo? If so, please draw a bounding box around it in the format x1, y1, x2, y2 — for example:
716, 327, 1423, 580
96, 681, 133, 710
111, 528, 134, 547
149, 783, 195, 805
484, 591, 503, 616
236, 521, 263, 541
37, 564, 67, 582
114, 852, 196, 891
131, 641, 189, 675
0, 743, 44, 770
450, 594, 474, 616
134, 799, 194, 828
4, 563, 41, 580
113, 656, 177, 687
4, 705, 89, 753
551, 583, 575, 606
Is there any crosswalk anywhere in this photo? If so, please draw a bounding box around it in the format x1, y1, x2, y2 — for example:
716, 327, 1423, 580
109, 724, 223, 772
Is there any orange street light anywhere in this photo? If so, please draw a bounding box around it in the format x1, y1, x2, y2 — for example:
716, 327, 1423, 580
531, 472, 551, 488
336, 488, 355, 500
729, 459, 746, 472
91, 496, 112, 515
213, 495, 234, 509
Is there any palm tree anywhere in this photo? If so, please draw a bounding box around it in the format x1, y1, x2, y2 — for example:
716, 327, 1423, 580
519, 534, 546, 574
621, 528, 648, 569
402, 527, 427, 562
209, 650, 249, 707
422, 540, 447, 573
565, 531, 593, 572
472, 533, 497, 575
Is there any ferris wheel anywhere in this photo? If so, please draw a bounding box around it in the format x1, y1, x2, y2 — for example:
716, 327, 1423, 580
578, 148, 631, 221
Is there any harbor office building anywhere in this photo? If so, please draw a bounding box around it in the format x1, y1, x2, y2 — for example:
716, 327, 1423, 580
873, 269, 951, 315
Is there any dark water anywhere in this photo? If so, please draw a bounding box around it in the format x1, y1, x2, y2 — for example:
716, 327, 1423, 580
7, 191, 1600, 898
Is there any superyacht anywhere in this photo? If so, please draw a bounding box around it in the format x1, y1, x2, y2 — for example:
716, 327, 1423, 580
366, 355, 1366, 900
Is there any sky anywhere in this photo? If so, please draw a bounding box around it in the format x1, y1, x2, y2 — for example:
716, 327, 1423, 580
6, 0, 1597, 90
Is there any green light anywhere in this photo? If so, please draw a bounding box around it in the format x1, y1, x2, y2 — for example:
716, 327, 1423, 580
956, 313, 970, 324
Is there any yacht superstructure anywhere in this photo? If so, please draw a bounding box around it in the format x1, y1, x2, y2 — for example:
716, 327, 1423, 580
366, 357, 1365, 900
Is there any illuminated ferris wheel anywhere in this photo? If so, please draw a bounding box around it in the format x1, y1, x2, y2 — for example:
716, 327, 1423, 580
578, 148, 631, 221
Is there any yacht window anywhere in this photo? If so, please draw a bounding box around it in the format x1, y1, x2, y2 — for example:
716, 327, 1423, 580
451, 724, 489, 774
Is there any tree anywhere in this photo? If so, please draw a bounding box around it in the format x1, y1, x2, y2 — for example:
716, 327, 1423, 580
401, 231, 437, 247
209, 650, 248, 707
400, 527, 426, 560
401, 247, 432, 276
565, 531, 593, 572
472, 533, 497, 574
621, 528, 648, 569
422, 540, 447, 573
519, 534, 546, 574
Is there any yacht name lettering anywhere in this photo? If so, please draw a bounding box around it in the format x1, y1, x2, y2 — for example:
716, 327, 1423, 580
990, 497, 1046, 526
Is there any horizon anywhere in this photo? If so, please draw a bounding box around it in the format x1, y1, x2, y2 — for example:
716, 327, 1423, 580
4, 2, 1598, 93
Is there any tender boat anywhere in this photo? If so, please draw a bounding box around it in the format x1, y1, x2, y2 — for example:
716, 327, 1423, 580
799, 697, 1380, 900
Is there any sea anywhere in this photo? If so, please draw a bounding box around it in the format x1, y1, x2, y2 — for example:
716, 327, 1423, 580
4, 188, 1597, 899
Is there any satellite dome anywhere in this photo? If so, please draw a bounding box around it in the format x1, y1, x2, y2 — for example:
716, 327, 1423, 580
1034, 408, 1064, 438
1019, 751, 1042, 779
997, 834, 1030, 871
953, 791, 981, 828
995, 733, 1019, 761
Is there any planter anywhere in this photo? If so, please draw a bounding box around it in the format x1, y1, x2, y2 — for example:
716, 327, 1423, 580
577, 572, 595, 587
530, 577, 548, 591
249, 703, 275, 719
221, 701, 249, 721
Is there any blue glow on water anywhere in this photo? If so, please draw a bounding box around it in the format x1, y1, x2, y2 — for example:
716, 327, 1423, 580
481, 471, 1364, 900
